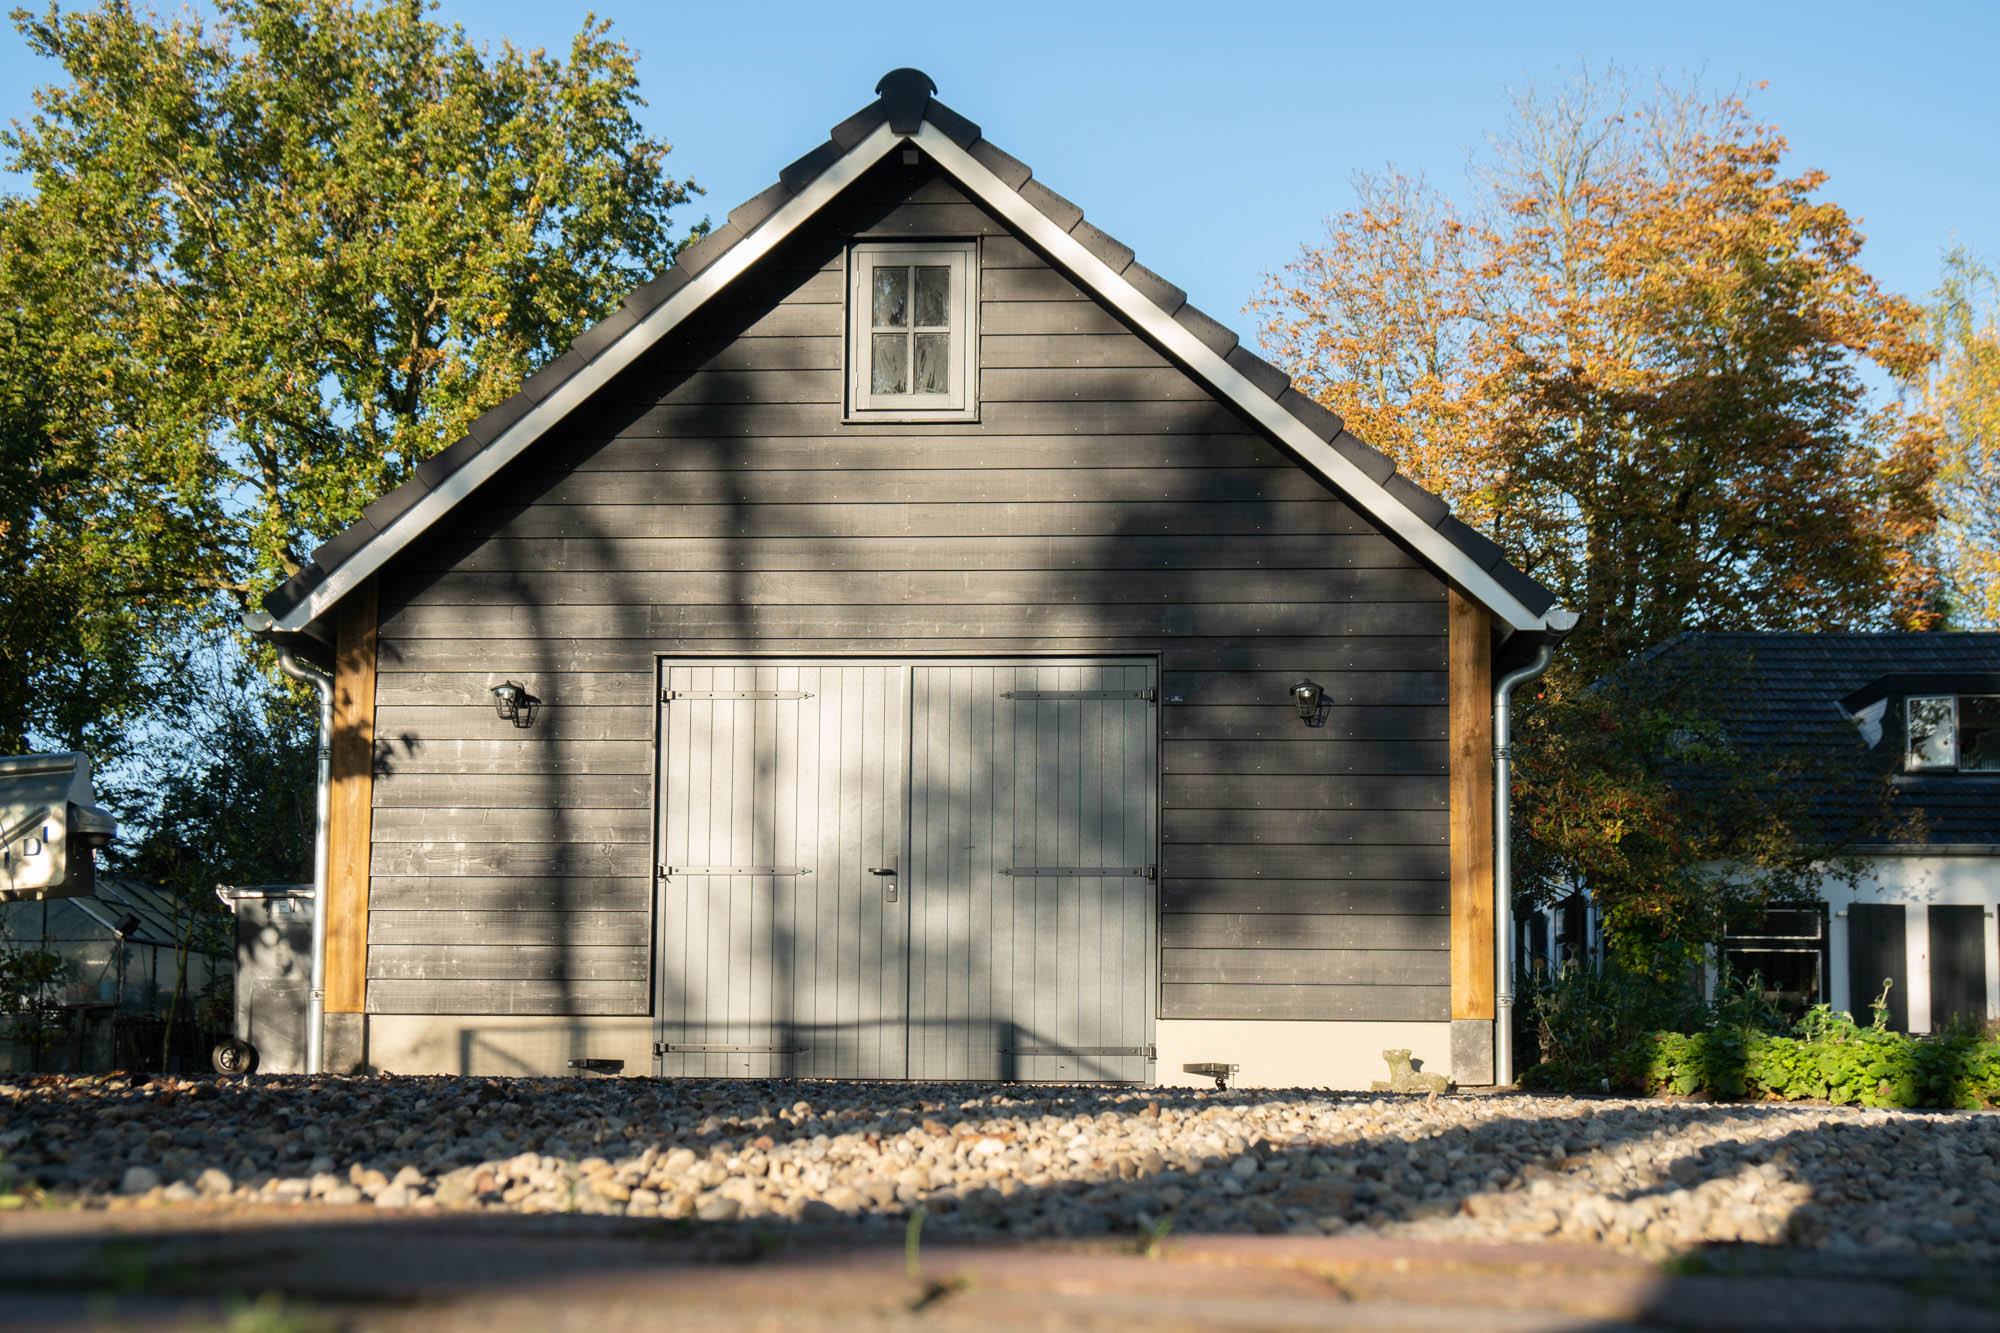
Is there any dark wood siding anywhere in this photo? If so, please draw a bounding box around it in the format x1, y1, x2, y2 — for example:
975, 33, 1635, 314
367, 165, 1448, 1021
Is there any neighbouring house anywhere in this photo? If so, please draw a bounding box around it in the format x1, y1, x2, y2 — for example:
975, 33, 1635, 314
249, 71, 1573, 1087
1555, 632, 2000, 1034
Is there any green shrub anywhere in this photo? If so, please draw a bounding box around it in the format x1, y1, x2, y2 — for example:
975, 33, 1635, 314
1605, 998, 2000, 1110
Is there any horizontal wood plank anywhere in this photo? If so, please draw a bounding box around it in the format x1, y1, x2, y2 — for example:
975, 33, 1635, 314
561, 433, 1286, 472
1161, 948, 1450, 986
381, 602, 1448, 641
1163, 844, 1450, 880
370, 840, 647, 877
1160, 983, 1450, 1022
392, 567, 1442, 611
374, 635, 1450, 674
1162, 671, 1446, 707
474, 500, 1385, 542
364, 876, 649, 911
1161, 912, 1449, 949
374, 672, 650, 707
368, 909, 648, 947
372, 739, 652, 777
374, 705, 649, 743
371, 772, 651, 809
517, 466, 1330, 508
1162, 808, 1447, 846
1159, 880, 1448, 915
370, 805, 649, 842
1160, 705, 1449, 743
601, 400, 1249, 439
365, 979, 646, 1016
367, 944, 647, 981
416, 533, 1415, 574
1160, 740, 1449, 776
1163, 774, 1448, 811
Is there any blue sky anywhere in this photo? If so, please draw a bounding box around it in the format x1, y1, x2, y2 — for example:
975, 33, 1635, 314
4, 0, 1996, 363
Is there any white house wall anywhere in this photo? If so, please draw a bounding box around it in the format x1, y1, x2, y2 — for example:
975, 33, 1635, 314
1818, 854, 2000, 1032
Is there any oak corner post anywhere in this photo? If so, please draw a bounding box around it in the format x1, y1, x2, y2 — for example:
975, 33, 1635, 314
326, 579, 378, 1014
1448, 589, 1495, 1024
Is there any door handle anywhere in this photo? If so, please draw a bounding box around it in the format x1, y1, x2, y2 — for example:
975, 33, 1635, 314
869, 865, 898, 902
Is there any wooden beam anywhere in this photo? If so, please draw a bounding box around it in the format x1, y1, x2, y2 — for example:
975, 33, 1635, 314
1448, 589, 1495, 1021
326, 580, 378, 1014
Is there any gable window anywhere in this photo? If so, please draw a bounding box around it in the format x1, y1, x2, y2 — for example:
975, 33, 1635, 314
847, 241, 977, 421
1906, 694, 2000, 772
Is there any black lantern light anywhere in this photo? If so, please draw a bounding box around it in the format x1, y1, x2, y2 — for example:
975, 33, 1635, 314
490, 681, 534, 727
1290, 679, 1325, 726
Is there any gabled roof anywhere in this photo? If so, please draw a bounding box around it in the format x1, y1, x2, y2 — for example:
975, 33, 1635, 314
1636, 632, 2000, 848
255, 70, 1573, 647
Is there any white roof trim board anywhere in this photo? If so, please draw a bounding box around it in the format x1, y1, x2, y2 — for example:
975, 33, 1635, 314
264, 73, 1571, 641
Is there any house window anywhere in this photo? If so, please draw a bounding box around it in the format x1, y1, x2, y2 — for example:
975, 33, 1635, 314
847, 241, 977, 421
1906, 694, 2000, 772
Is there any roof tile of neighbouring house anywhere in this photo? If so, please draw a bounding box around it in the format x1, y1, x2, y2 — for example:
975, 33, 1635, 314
259, 72, 1561, 631
1634, 632, 2000, 848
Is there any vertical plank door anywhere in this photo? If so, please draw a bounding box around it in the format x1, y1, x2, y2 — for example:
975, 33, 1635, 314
1928, 904, 1986, 1031
907, 661, 1156, 1083
655, 662, 909, 1078
1847, 903, 1909, 1033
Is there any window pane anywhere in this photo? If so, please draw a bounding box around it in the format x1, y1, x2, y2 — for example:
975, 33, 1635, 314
1907, 695, 1956, 771
872, 266, 908, 328
912, 332, 950, 394
1961, 695, 2000, 771
914, 265, 950, 326
870, 333, 907, 394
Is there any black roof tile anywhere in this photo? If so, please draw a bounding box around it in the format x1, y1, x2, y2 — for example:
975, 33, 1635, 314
1069, 219, 1135, 274
1437, 515, 1505, 570
308, 516, 379, 576
617, 264, 690, 318
968, 139, 1030, 190
567, 303, 641, 365
521, 348, 586, 403
830, 102, 887, 150
414, 428, 495, 489
1385, 472, 1449, 528
360, 476, 431, 533
261, 565, 326, 617
1278, 388, 1344, 442
1174, 303, 1237, 358
1487, 557, 1557, 617
1020, 179, 1084, 232
672, 220, 744, 278
923, 97, 980, 147
779, 139, 843, 192
727, 182, 792, 235
1119, 259, 1185, 315
1225, 345, 1289, 400
1331, 429, 1393, 483
462, 391, 536, 448
1639, 633, 2000, 847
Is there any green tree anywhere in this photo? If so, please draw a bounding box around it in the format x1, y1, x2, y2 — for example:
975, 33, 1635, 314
1922, 247, 2000, 627
0, 0, 702, 750
1255, 72, 1937, 965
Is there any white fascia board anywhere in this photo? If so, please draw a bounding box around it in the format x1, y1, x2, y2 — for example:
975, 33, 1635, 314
276, 122, 905, 634
911, 124, 1554, 634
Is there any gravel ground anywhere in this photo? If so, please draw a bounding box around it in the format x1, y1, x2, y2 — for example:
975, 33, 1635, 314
0, 1074, 1989, 1259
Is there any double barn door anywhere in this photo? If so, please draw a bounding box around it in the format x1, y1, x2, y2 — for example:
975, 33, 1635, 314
653, 659, 1157, 1082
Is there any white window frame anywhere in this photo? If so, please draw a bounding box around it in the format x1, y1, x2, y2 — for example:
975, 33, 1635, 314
1906, 694, 1958, 771
846, 240, 978, 422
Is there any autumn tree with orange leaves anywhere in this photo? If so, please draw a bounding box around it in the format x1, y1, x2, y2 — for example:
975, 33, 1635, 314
1258, 74, 1941, 977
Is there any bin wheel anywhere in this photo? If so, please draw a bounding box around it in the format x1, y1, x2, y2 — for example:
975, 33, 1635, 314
212, 1038, 258, 1076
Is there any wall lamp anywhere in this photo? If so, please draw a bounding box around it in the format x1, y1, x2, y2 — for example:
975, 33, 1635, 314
490, 681, 537, 728
1290, 679, 1326, 726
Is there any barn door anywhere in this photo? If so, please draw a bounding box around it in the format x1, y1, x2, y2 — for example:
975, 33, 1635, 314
654, 663, 909, 1078
906, 663, 1156, 1082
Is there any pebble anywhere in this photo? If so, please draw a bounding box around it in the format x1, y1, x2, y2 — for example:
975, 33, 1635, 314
4, 1074, 1995, 1257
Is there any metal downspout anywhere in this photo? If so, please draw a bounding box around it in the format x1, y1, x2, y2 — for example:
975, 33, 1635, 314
275, 649, 334, 1076
1494, 644, 1554, 1089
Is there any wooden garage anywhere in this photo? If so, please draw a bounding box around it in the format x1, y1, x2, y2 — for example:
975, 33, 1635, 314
252, 70, 1573, 1087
